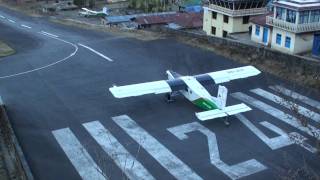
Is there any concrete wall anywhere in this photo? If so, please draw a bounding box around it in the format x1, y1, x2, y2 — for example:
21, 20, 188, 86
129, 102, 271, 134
158, 27, 320, 83
203, 9, 252, 37
271, 27, 314, 54
251, 24, 271, 46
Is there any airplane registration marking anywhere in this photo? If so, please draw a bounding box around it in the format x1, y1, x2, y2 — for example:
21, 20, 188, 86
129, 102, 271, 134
168, 122, 267, 180
232, 92, 320, 139
251, 88, 320, 123
270, 85, 320, 110
112, 115, 203, 180
83, 121, 155, 180
52, 128, 106, 180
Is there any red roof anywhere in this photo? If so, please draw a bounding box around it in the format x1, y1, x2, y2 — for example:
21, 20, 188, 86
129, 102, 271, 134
250, 12, 273, 27
134, 12, 203, 28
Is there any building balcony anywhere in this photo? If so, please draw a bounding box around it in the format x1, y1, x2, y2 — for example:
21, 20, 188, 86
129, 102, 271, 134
266, 16, 320, 33
207, 4, 267, 17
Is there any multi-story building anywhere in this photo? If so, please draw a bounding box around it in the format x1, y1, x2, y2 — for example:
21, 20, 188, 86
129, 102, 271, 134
203, 0, 268, 37
266, 0, 320, 54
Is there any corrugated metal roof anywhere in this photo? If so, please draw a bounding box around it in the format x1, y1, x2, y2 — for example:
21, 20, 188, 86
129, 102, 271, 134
134, 12, 203, 29
106, 12, 176, 24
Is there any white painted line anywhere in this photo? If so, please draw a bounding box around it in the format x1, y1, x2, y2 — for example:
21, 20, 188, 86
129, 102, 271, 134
40, 31, 59, 38
83, 121, 155, 180
0, 15, 5, 19
52, 128, 106, 180
8, 19, 15, 23
270, 85, 320, 110
236, 114, 293, 150
78, 43, 113, 62
21, 24, 32, 29
251, 88, 320, 123
0, 36, 78, 79
113, 115, 203, 180
231, 92, 320, 139
0, 96, 3, 105
168, 122, 267, 179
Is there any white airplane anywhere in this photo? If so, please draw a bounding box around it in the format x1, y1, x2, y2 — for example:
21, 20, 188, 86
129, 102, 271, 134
109, 66, 260, 123
79, 7, 108, 17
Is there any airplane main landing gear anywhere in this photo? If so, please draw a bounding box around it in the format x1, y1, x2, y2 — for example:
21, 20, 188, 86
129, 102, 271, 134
223, 117, 230, 127
166, 93, 174, 103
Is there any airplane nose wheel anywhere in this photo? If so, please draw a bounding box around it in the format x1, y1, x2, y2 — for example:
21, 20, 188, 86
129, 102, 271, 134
224, 117, 230, 127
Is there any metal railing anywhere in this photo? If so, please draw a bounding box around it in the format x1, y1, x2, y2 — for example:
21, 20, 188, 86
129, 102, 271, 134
208, 4, 267, 17
266, 16, 320, 33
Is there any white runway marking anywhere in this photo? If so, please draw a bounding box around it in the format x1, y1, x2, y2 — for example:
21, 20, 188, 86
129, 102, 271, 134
78, 43, 113, 62
232, 92, 320, 139
270, 85, 320, 110
168, 122, 267, 180
0, 35, 78, 79
251, 88, 320, 123
0, 15, 5, 19
40, 31, 59, 38
52, 128, 106, 180
113, 115, 203, 180
8, 19, 15, 23
236, 114, 317, 153
21, 24, 32, 29
83, 121, 155, 180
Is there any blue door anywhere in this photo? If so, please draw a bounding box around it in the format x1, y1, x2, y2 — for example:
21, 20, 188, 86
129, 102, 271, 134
263, 27, 268, 44
312, 33, 320, 56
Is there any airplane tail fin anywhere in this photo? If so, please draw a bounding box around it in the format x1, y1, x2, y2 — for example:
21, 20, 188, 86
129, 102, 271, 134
166, 70, 181, 80
102, 7, 108, 15
216, 85, 228, 109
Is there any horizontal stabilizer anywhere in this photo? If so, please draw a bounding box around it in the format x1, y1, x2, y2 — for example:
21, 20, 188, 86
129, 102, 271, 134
195, 103, 252, 121
207, 66, 261, 84
109, 80, 172, 98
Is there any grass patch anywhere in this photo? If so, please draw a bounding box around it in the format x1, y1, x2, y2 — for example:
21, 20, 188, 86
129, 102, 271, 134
0, 41, 15, 57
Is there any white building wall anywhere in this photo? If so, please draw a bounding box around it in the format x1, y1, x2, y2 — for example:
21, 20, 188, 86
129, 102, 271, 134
251, 24, 272, 45
203, 10, 252, 37
271, 27, 313, 54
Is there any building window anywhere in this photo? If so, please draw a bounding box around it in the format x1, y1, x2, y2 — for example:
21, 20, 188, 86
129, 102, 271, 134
243, 16, 249, 24
223, 15, 229, 23
276, 33, 282, 45
255, 25, 260, 36
299, 11, 310, 24
286, 9, 296, 23
276, 7, 286, 20
212, 11, 217, 19
211, 26, 216, 35
310, 10, 320, 22
285, 36, 291, 48
223, 30, 228, 37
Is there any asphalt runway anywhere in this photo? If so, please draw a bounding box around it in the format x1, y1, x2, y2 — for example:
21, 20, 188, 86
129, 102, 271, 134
0, 7, 319, 180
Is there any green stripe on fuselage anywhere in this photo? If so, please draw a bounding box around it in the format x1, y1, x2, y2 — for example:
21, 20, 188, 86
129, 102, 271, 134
193, 98, 218, 111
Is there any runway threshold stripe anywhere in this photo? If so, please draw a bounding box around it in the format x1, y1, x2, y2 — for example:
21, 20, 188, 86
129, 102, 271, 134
0, 15, 5, 18
112, 115, 203, 180
52, 128, 106, 180
251, 88, 320, 123
231, 92, 320, 139
83, 121, 155, 180
78, 43, 114, 62
270, 85, 320, 110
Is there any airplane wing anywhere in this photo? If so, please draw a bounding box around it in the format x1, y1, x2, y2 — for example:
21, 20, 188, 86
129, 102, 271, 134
195, 103, 251, 121
206, 66, 261, 84
109, 80, 172, 98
